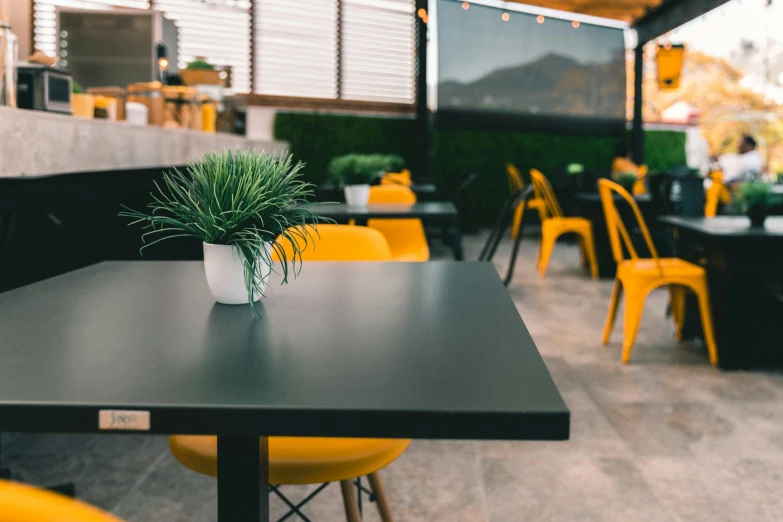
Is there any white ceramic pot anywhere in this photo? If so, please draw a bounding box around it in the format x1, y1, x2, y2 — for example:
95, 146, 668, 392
344, 184, 370, 208
203, 242, 271, 305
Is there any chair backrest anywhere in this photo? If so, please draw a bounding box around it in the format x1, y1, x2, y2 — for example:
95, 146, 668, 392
705, 170, 727, 218
529, 169, 564, 218
598, 179, 661, 268
368, 184, 416, 204
274, 224, 392, 261
381, 170, 412, 186
505, 164, 524, 193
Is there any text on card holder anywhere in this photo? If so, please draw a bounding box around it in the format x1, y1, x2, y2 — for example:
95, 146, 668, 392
99, 410, 151, 431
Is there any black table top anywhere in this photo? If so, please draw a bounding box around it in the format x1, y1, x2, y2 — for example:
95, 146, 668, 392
576, 193, 652, 203
319, 183, 437, 194
0, 262, 568, 441
305, 202, 457, 220
659, 216, 783, 237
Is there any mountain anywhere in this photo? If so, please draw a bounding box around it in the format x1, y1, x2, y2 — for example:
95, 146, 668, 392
438, 52, 625, 117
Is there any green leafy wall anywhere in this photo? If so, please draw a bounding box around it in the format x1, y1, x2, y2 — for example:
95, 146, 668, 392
274, 112, 687, 225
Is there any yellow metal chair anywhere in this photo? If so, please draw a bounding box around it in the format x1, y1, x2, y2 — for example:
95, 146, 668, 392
174, 225, 406, 522
0, 479, 123, 522
632, 164, 649, 196
598, 179, 718, 365
704, 170, 731, 218
505, 164, 547, 238
367, 185, 430, 262
529, 168, 598, 279
380, 169, 412, 186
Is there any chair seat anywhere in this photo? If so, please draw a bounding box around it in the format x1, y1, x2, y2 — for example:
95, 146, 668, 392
170, 436, 411, 485
0, 480, 123, 522
617, 258, 705, 279
368, 219, 430, 262
542, 217, 591, 232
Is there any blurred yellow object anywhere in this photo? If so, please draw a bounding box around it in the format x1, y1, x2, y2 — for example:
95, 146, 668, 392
530, 168, 598, 278
381, 169, 412, 186
598, 179, 717, 365
704, 170, 731, 218
632, 164, 649, 195
273, 224, 391, 261
70, 93, 96, 119
368, 185, 430, 262
0, 479, 124, 522
505, 164, 547, 238
657, 44, 685, 90
201, 99, 217, 133
176, 224, 406, 522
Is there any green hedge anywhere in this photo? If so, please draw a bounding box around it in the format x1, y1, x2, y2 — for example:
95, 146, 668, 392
274, 112, 687, 225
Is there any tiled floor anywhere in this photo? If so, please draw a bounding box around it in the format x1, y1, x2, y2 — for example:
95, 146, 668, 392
3, 234, 783, 521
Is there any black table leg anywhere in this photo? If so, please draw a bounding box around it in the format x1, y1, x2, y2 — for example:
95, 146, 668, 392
449, 219, 464, 261
218, 436, 269, 522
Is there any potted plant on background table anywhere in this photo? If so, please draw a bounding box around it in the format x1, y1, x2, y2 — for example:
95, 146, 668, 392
737, 181, 772, 228
120, 150, 322, 316
328, 154, 405, 207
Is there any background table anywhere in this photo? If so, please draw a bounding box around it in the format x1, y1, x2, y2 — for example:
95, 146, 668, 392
660, 216, 783, 369
318, 183, 438, 202
305, 202, 463, 260
0, 261, 569, 522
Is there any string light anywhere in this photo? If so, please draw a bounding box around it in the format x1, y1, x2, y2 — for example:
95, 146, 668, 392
572, 20, 580, 28
501, 12, 510, 21
537, 15, 545, 24
462, 1, 469, 10
417, 8, 427, 19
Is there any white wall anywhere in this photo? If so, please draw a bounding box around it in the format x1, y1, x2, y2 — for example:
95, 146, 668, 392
8, 0, 32, 60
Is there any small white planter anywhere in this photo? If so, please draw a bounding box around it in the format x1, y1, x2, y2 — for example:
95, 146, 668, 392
344, 184, 370, 208
203, 242, 272, 305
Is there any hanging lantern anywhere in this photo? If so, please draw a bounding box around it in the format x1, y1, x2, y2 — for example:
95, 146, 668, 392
656, 44, 685, 90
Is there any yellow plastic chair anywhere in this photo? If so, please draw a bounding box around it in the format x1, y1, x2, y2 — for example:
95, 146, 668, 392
704, 170, 731, 218
381, 169, 412, 186
529, 168, 598, 279
598, 179, 718, 365
175, 224, 406, 522
367, 185, 430, 262
0, 479, 124, 522
505, 164, 547, 238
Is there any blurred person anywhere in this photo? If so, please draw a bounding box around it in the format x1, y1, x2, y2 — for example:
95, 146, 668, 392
712, 134, 763, 185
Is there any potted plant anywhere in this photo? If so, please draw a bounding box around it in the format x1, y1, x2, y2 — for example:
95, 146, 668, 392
180, 58, 223, 86
71, 82, 96, 119
120, 150, 322, 316
737, 181, 772, 228
328, 154, 385, 207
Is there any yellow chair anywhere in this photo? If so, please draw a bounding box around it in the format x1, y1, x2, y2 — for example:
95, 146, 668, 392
367, 185, 430, 262
704, 170, 731, 218
632, 164, 649, 196
174, 224, 407, 522
529, 169, 598, 279
273, 224, 392, 261
0, 479, 123, 522
505, 164, 547, 238
381, 169, 412, 186
598, 179, 718, 365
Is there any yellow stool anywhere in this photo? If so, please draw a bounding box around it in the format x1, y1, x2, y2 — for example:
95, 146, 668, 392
598, 179, 718, 365
529, 169, 598, 279
0, 479, 123, 522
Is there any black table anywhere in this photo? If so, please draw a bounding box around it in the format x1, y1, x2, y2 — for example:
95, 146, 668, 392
0, 261, 569, 522
318, 183, 438, 202
660, 216, 783, 369
305, 202, 464, 260
575, 193, 670, 278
